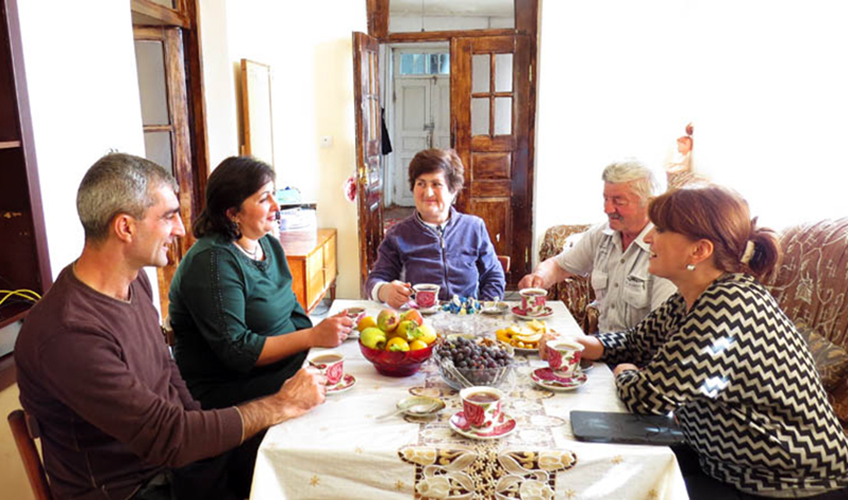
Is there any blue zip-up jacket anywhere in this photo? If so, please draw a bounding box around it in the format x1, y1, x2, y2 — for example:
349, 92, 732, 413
366, 207, 505, 302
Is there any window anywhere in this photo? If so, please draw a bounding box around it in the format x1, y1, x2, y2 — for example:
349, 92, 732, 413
399, 53, 449, 75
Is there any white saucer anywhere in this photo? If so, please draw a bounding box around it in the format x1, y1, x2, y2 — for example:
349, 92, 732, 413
449, 411, 517, 440
511, 306, 554, 320
530, 368, 587, 392
406, 301, 440, 315
481, 302, 510, 315
327, 374, 356, 395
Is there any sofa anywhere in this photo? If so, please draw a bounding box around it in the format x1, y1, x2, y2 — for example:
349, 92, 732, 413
540, 218, 848, 431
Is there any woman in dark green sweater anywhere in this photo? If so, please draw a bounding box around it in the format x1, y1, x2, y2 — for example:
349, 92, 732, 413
169, 157, 353, 409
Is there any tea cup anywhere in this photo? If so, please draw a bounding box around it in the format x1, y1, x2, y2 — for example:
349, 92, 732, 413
545, 339, 584, 378
519, 287, 547, 316
411, 283, 440, 309
307, 351, 345, 386
459, 386, 504, 431
344, 307, 366, 325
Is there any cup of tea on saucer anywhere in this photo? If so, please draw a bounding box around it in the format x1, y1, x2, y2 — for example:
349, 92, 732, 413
344, 307, 366, 325
411, 283, 440, 309
459, 386, 504, 431
545, 339, 584, 378
519, 288, 547, 316
307, 351, 345, 386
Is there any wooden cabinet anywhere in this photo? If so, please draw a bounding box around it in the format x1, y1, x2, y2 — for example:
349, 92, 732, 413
0, 0, 51, 332
280, 229, 337, 313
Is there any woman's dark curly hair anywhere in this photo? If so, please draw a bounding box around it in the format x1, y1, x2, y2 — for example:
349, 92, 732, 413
192, 156, 275, 240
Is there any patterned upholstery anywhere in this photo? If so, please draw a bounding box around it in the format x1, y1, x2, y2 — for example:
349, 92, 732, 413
796, 322, 848, 391
762, 218, 848, 429
539, 224, 597, 333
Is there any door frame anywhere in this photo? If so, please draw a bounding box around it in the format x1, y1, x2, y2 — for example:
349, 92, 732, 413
386, 43, 450, 207
132, 0, 210, 311
365, 0, 540, 288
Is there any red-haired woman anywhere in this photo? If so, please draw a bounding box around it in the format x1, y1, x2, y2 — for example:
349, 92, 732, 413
579, 185, 848, 499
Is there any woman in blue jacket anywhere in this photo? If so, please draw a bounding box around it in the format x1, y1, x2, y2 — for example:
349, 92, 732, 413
366, 149, 505, 308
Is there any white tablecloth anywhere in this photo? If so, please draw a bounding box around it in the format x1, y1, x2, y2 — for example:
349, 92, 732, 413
251, 300, 688, 499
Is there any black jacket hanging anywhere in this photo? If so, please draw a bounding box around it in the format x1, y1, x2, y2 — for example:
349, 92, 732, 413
381, 107, 393, 155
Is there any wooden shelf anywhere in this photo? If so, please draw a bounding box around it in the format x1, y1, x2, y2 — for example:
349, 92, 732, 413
0, 302, 31, 330
0, 140, 21, 149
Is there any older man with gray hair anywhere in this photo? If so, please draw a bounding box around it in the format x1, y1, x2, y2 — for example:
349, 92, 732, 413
519, 159, 676, 333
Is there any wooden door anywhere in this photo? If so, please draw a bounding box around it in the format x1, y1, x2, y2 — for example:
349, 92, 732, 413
353, 32, 384, 296
133, 26, 196, 311
451, 35, 532, 287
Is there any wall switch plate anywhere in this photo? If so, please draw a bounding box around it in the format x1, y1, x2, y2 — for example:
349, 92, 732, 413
320, 135, 333, 148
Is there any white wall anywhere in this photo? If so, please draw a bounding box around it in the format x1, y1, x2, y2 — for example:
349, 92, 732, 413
202, 0, 367, 299
17, 0, 145, 274
198, 0, 239, 169
535, 0, 848, 266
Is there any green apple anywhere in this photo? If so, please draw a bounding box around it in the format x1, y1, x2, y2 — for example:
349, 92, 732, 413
396, 320, 420, 341
377, 309, 400, 332
360, 327, 387, 350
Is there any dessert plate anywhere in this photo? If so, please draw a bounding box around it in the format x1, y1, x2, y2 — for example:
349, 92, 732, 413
326, 374, 356, 395
511, 306, 554, 320
449, 411, 517, 440
530, 368, 587, 392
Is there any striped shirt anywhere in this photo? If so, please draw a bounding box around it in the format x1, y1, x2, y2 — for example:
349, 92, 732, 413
598, 274, 848, 497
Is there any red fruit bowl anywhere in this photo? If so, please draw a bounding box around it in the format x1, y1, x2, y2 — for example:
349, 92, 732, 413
359, 340, 434, 377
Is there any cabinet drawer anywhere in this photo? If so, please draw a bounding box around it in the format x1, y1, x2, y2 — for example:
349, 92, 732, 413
305, 248, 325, 306
322, 234, 337, 284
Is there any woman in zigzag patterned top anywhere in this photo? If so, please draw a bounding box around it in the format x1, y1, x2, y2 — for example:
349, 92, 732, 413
576, 185, 848, 499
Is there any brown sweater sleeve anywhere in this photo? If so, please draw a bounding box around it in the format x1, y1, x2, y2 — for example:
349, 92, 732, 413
38, 328, 242, 468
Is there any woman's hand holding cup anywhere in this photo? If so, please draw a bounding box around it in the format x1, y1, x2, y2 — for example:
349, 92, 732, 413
313, 312, 353, 347
379, 280, 413, 309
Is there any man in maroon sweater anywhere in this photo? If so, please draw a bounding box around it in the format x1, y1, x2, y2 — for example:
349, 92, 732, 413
15, 153, 327, 499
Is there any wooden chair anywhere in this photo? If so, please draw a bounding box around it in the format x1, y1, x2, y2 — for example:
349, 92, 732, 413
7, 409, 53, 500
161, 315, 175, 347
497, 255, 511, 274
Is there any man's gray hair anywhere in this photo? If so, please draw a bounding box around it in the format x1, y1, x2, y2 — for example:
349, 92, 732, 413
77, 153, 178, 241
601, 159, 663, 204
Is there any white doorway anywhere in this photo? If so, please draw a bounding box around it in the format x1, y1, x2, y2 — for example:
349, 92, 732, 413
386, 44, 450, 208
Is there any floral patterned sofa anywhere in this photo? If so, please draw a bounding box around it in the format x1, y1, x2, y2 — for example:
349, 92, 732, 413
539, 218, 848, 431
761, 219, 848, 431
538, 224, 598, 333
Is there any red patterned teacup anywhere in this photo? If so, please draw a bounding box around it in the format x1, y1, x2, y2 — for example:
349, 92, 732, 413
412, 284, 440, 309
545, 339, 584, 378
344, 307, 366, 325
519, 288, 547, 316
459, 386, 504, 431
307, 351, 345, 386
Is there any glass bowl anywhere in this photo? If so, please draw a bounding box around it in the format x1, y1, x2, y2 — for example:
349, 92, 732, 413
359, 339, 434, 377
433, 335, 515, 390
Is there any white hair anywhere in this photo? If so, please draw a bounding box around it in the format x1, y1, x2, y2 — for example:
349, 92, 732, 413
601, 159, 664, 204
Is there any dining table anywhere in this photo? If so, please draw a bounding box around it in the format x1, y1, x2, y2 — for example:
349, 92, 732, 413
250, 299, 688, 499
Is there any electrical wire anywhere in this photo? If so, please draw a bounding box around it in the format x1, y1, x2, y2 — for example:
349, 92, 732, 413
0, 289, 41, 308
